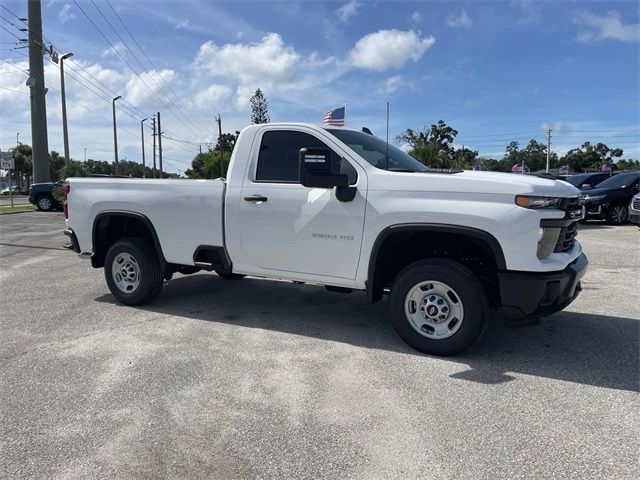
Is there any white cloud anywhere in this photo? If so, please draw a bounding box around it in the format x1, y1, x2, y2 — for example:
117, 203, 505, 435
349, 30, 435, 71
384, 75, 404, 93
124, 69, 175, 106
336, 0, 360, 24
195, 33, 299, 86
541, 121, 571, 134
410, 11, 423, 25
190, 84, 233, 110
446, 9, 472, 28
575, 11, 640, 43
59, 4, 75, 24
102, 41, 127, 58
193, 33, 343, 110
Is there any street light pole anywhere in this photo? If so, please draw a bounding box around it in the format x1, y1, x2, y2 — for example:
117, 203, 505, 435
59, 52, 74, 166
84, 147, 87, 162
140, 118, 148, 178
16, 132, 19, 146
112, 95, 122, 175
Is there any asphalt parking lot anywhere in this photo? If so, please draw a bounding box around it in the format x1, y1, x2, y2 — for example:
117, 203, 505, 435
1, 212, 638, 479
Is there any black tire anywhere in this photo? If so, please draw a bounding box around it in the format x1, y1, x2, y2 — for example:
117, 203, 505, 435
389, 258, 489, 356
36, 194, 54, 211
215, 270, 246, 280
605, 203, 628, 225
104, 238, 163, 305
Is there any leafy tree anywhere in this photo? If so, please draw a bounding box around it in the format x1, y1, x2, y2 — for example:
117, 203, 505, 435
49, 151, 65, 181
452, 146, 479, 169
502, 139, 557, 172
185, 150, 232, 179
615, 159, 640, 171
12, 144, 33, 187
250, 88, 270, 124
58, 160, 87, 179
396, 120, 459, 168
562, 142, 624, 173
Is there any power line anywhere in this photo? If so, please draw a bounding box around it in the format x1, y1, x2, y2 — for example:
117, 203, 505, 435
73, 0, 211, 141
104, 0, 214, 140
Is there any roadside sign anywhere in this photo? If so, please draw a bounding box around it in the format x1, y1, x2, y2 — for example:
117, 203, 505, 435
1, 158, 15, 169
0, 151, 13, 158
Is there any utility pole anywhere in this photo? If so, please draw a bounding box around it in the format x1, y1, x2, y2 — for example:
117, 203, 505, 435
546, 128, 552, 173
112, 95, 122, 175
216, 114, 223, 177
199, 144, 202, 154
152, 116, 157, 179
28, 0, 50, 183
84, 147, 86, 162
59, 52, 73, 166
140, 118, 148, 178
157, 111, 163, 177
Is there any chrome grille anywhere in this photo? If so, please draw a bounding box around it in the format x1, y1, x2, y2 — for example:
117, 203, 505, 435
633, 197, 640, 210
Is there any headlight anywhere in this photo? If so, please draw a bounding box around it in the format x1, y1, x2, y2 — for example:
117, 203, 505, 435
515, 195, 562, 209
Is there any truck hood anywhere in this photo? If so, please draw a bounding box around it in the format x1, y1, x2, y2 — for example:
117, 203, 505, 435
369, 169, 581, 198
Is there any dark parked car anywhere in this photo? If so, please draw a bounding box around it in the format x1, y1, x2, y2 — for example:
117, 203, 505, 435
28, 181, 64, 211
564, 172, 616, 190
580, 172, 640, 224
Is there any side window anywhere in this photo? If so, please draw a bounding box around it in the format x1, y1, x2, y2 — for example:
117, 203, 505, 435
255, 130, 357, 185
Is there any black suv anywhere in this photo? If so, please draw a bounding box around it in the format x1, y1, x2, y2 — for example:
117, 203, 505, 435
564, 172, 616, 190
28, 181, 64, 211
580, 172, 640, 224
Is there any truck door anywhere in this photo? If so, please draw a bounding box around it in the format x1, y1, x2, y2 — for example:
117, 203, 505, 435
238, 128, 367, 280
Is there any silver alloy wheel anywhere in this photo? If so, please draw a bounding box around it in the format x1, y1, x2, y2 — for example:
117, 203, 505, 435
404, 280, 464, 340
37, 196, 52, 210
111, 252, 140, 294
611, 205, 627, 223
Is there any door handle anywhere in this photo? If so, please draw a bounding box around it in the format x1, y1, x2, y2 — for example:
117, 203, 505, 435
244, 195, 268, 202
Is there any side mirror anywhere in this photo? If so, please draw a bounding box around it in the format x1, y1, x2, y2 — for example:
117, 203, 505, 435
299, 147, 349, 188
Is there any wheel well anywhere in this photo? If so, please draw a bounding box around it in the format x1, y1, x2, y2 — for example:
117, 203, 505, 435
92, 213, 164, 269
368, 228, 503, 306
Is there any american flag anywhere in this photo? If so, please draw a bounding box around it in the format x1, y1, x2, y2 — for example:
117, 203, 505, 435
323, 106, 345, 126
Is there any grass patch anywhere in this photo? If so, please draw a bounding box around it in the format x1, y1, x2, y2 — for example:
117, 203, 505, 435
0, 204, 37, 215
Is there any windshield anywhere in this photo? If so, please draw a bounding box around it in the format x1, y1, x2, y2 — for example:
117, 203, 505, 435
326, 128, 427, 172
595, 173, 639, 189
565, 174, 591, 187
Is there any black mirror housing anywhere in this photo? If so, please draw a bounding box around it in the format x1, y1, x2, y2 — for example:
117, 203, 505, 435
299, 147, 349, 188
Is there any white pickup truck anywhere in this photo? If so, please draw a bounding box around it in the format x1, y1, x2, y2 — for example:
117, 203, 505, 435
63, 123, 587, 355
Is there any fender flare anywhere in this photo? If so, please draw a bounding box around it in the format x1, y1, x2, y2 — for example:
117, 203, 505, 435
366, 223, 506, 303
91, 210, 166, 268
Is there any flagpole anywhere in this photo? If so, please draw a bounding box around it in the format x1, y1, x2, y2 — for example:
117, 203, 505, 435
385, 101, 390, 171
344, 103, 347, 127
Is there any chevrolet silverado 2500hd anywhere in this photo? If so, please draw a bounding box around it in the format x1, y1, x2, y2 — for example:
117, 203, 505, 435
63, 123, 587, 355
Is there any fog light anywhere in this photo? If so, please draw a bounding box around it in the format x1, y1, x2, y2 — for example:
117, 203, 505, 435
537, 227, 561, 259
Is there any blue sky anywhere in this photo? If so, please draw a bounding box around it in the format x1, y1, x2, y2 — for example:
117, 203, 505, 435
1, 0, 639, 174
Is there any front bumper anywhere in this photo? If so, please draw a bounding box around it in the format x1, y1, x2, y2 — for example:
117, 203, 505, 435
498, 253, 588, 323
629, 208, 640, 225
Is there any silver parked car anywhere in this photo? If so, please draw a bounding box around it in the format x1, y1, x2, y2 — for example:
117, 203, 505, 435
629, 193, 640, 226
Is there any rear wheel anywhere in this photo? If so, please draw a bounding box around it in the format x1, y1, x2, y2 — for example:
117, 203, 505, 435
606, 203, 628, 225
389, 259, 489, 356
104, 238, 163, 305
36, 194, 53, 211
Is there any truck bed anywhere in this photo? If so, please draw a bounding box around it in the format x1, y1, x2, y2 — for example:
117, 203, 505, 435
67, 178, 226, 266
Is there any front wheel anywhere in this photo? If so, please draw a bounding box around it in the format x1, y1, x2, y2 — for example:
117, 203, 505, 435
389, 259, 489, 356
606, 203, 628, 225
36, 194, 54, 211
104, 238, 164, 305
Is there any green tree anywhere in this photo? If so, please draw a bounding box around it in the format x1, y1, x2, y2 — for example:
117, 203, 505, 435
615, 159, 640, 171
396, 120, 459, 168
12, 144, 33, 187
250, 88, 270, 124
562, 142, 624, 173
502, 139, 557, 172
